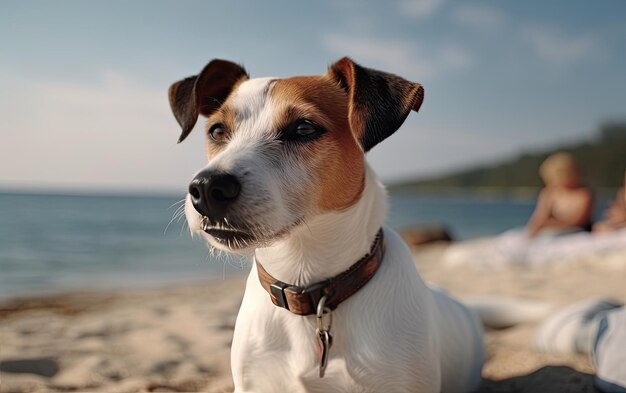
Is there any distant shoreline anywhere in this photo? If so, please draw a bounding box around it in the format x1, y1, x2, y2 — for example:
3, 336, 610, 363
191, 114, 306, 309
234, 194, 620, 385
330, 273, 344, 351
388, 185, 620, 200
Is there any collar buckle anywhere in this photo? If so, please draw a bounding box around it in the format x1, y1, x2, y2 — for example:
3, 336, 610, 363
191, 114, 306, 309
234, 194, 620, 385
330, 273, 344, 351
270, 282, 289, 310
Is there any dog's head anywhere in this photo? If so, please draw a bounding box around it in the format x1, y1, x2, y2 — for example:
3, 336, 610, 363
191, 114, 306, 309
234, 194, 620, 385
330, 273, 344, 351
169, 57, 423, 252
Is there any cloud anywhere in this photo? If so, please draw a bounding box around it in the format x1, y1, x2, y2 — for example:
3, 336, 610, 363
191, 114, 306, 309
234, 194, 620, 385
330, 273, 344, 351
450, 4, 505, 30
521, 25, 597, 64
323, 34, 474, 79
0, 73, 205, 191
398, 0, 444, 19
324, 35, 425, 76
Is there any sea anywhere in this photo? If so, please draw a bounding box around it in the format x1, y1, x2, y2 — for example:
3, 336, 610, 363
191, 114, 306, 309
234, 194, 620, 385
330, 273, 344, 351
0, 191, 610, 299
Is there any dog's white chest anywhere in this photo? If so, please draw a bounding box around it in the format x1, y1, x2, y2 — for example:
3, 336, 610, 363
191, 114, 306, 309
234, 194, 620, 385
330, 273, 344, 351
231, 295, 359, 392
232, 317, 402, 393
229, 247, 448, 393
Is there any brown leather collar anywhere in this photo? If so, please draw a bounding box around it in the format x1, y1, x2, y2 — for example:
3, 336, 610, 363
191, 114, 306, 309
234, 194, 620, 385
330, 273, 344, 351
256, 229, 386, 316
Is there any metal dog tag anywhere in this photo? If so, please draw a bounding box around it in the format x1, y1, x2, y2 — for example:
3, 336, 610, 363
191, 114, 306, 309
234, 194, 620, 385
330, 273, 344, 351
315, 294, 333, 378
316, 329, 333, 378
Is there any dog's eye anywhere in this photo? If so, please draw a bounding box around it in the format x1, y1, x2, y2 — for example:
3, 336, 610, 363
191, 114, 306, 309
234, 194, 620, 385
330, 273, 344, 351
280, 120, 324, 142
295, 121, 318, 137
208, 124, 227, 143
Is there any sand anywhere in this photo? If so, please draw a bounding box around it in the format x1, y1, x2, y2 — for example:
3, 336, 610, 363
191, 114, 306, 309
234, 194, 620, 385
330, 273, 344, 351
2, 244, 625, 393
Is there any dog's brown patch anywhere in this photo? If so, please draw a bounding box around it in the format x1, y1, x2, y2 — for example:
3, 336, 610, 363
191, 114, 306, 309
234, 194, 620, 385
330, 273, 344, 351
205, 104, 238, 158
271, 76, 365, 212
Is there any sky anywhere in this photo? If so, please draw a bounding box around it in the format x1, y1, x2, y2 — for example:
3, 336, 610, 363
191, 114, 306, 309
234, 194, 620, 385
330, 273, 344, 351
1, 0, 625, 193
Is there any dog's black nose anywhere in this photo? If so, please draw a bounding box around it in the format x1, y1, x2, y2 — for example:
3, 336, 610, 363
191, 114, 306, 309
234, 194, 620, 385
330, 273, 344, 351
188, 171, 241, 218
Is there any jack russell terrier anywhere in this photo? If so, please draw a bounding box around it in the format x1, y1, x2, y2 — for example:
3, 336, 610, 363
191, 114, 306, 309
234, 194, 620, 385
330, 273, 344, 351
168, 58, 486, 393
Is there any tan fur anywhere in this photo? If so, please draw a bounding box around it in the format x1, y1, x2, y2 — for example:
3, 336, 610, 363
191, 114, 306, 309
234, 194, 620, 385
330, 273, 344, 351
205, 105, 237, 157
202, 76, 249, 158
271, 75, 365, 212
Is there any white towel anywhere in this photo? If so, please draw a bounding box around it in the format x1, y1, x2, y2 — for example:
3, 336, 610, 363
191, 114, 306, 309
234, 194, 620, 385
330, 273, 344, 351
443, 228, 626, 270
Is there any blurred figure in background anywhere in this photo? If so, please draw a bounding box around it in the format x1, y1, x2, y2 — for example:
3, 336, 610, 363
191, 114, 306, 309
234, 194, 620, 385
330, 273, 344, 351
527, 152, 594, 238
593, 171, 626, 233
536, 298, 626, 392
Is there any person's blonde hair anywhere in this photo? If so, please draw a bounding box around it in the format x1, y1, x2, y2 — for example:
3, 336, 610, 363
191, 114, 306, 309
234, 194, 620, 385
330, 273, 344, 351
539, 152, 581, 187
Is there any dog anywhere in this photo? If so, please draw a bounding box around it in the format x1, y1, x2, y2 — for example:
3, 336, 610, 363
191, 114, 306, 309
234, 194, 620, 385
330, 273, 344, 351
168, 58, 486, 393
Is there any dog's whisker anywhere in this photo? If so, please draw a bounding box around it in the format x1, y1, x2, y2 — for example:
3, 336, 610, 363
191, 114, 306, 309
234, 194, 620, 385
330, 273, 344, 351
180, 217, 190, 237
164, 204, 186, 235
174, 210, 186, 223
167, 198, 186, 210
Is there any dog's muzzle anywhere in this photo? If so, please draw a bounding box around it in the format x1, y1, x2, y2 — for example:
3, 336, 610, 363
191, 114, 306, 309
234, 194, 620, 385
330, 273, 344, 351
188, 170, 258, 247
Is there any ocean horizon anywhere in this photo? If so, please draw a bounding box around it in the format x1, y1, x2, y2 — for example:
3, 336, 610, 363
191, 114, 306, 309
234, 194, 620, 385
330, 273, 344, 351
0, 190, 609, 299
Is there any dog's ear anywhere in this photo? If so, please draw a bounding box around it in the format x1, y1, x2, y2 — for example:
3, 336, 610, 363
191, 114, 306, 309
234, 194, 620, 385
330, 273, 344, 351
168, 59, 249, 143
328, 57, 424, 152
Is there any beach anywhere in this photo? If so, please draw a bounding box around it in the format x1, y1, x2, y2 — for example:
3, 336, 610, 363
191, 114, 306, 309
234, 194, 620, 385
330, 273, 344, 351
3, 1, 626, 391
2, 244, 624, 393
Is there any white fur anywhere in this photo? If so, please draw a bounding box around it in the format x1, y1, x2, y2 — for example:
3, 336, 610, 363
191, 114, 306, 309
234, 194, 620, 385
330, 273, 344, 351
185, 77, 486, 392
227, 167, 485, 393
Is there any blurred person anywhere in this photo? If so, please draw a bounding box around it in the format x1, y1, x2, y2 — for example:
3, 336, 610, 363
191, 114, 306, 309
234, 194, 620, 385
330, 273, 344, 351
593, 171, 626, 233
536, 298, 626, 392
527, 152, 594, 238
